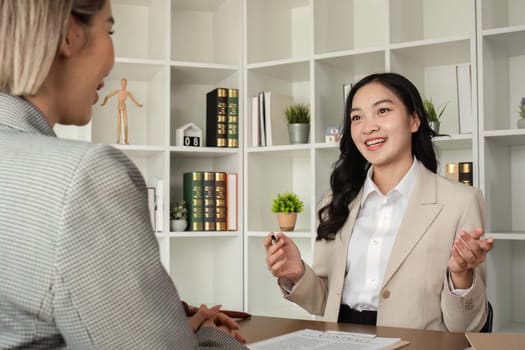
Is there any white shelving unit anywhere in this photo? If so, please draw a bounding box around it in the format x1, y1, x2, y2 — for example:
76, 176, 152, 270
243, 0, 479, 320
478, 0, 525, 332
168, 0, 243, 311
54, 0, 525, 332
56, 0, 244, 311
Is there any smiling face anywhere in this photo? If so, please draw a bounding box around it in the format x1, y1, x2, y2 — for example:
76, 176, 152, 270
349, 82, 420, 173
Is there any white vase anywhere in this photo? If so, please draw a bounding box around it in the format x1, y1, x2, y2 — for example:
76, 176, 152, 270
170, 219, 187, 232
518, 118, 525, 129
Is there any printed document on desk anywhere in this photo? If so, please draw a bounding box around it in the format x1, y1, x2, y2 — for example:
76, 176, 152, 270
248, 329, 409, 350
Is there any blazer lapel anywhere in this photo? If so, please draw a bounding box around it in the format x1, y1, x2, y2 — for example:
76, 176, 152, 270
339, 188, 363, 249
382, 166, 443, 287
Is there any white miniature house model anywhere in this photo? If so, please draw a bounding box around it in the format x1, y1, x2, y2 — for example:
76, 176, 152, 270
176, 122, 203, 147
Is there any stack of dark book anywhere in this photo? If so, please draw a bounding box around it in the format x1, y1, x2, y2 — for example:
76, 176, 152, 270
206, 88, 239, 148
445, 162, 473, 186
183, 171, 238, 232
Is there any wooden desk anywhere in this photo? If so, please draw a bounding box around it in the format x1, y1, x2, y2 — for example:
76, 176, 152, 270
238, 315, 471, 349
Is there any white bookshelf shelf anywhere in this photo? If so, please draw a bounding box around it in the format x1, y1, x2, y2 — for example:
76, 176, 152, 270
247, 231, 314, 239
246, 144, 311, 153
156, 231, 240, 239
314, 47, 386, 61
169, 146, 239, 155
484, 130, 525, 146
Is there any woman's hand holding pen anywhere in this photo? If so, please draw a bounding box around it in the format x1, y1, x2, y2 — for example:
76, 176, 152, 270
264, 232, 304, 284
448, 227, 494, 289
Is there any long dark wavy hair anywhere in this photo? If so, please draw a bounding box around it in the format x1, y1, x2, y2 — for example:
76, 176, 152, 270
316, 72, 438, 241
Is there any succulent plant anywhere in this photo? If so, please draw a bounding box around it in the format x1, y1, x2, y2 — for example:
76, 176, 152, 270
170, 200, 187, 220
271, 192, 304, 214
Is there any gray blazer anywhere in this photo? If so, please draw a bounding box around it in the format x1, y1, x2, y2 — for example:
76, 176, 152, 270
286, 164, 488, 332
0, 93, 247, 349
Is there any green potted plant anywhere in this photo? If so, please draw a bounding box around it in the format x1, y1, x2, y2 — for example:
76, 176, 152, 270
271, 192, 304, 231
170, 200, 188, 232
423, 98, 447, 134
284, 103, 310, 144
518, 97, 525, 129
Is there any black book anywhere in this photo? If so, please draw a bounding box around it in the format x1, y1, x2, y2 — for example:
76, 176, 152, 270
458, 161, 473, 186
206, 88, 228, 147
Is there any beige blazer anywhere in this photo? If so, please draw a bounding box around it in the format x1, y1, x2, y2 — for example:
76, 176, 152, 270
285, 165, 488, 332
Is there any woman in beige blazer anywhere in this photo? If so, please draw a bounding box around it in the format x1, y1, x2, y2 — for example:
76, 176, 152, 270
265, 72, 494, 332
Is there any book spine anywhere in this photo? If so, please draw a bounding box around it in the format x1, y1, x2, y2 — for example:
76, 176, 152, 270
147, 187, 156, 230
203, 171, 216, 231
251, 96, 259, 147
258, 91, 266, 147
183, 172, 204, 231
458, 162, 473, 186
227, 88, 239, 148
215, 172, 227, 231
456, 64, 473, 134
343, 83, 352, 107
206, 88, 228, 147
445, 163, 459, 181
227, 173, 238, 231
265, 92, 293, 146
154, 179, 164, 232
264, 91, 272, 146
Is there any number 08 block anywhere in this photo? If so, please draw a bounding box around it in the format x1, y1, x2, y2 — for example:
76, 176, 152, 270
176, 122, 203, 147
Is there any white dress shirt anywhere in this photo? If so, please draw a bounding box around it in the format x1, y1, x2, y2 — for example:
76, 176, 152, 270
342, 159, 419, 311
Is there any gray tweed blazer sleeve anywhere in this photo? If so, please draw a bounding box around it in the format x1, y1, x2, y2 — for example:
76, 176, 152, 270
0, 93, 247, 349
53, 145, 246, 349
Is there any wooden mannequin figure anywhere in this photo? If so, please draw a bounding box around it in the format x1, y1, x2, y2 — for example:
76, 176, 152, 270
101, 78, 143, 144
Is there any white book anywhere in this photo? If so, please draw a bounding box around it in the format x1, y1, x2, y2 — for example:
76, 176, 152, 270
153, 178, 164, 232
456, 63, 472, 134
264, 92, 293, 146
226, 173, 238, 231
251, 96, 259, 147
147, 187, 156, 230
258, 92, 267, 147
343, 83, 352, 107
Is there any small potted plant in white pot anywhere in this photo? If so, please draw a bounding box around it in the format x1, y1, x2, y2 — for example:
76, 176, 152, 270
271, 192, 304, 231
518, 97, 525, 129
423, 98, 447, 134
284, 103, 310, 144
170, 200, 188, 232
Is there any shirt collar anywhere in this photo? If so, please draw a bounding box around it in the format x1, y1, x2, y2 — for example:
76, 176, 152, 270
0, 92, 56, 136
360, 157, 419, 207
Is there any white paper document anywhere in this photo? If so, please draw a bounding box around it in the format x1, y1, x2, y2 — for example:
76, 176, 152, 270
248, 329, 408, 350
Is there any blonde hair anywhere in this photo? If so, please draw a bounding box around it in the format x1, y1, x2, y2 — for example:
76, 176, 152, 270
0, 0, 106, 96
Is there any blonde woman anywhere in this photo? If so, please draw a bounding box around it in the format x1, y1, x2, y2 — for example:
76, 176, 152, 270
0, 1, 246, 348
